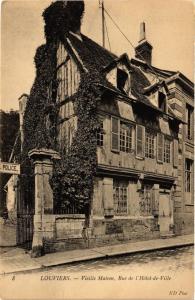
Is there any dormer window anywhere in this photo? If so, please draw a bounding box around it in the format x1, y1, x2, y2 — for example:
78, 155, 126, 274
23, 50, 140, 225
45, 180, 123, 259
158, 91, 166, 112
117, 68, 129, 94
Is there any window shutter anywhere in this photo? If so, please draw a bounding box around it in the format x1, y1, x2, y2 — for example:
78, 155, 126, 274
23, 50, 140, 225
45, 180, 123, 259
111, 117, 120, 151
173, 139, 179, 167
157, 133, 164, 162
136, 125, 145, 158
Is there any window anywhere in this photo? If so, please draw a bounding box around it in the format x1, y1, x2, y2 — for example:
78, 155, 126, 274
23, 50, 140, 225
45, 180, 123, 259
164, 138, 171, 163
158, 92, 166, 112
97, 120, 104, 147
145, 131, 155, 158
120, 123, 133, 152
113, 180, 128, 215
111, 117, 134, 152
173, 139, 179, 167
157, 133, 164, 162
117, 68, 128, 93
136, 125, 145, 158
185, 159, 193, 193
186, 104, 193, 140
139, 185, 152, 216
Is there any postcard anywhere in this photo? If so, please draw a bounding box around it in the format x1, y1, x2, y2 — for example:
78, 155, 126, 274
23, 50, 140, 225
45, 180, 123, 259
0, 0, 194, 299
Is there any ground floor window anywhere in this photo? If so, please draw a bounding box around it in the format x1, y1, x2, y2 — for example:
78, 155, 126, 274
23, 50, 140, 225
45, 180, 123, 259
139, 185, 152, 216
113, 180, 128, 215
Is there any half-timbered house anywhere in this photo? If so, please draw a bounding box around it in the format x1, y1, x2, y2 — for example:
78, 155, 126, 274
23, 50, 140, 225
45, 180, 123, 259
15, 1, 193, 255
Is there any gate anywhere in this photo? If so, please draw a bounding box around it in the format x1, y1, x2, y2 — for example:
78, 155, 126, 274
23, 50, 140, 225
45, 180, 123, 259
17, 175, 35, 250
17, 209, 34, 250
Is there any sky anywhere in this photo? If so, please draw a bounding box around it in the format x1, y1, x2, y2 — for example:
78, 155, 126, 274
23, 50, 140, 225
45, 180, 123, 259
1, 0, 194, 111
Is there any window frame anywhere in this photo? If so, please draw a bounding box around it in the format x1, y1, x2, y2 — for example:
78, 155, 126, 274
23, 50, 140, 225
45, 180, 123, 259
164, 137, 171, 163
117, 68, 129, 94
145, 130, 155, 159
185, 159, 193, 193
158, 91, 166, 112
139, 185, 153, 216
113, 180, 128, 216
120, 122, 133, 153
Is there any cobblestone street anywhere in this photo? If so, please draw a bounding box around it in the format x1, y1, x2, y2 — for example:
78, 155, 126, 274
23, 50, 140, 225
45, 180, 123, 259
1, 245, 192, 300
16, 245, 193, 276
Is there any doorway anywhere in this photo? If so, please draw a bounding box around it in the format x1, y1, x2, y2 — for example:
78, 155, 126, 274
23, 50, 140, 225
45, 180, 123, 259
158, 192, 173, 237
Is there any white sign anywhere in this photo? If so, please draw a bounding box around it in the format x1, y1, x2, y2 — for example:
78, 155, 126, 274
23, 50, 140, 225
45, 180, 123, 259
0, 162, 20, 175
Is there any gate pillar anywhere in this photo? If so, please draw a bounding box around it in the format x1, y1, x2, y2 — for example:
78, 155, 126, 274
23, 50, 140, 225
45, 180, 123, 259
28, 148, 60, 257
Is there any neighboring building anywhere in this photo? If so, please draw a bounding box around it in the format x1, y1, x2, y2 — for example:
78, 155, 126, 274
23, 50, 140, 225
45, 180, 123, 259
0, 109, 19, 216
0, 95, 28, 247
132, 22, 194, 235
16, 2, 193, 254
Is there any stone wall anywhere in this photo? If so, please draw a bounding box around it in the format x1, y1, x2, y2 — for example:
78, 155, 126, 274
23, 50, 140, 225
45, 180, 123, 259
90, 217, 160, 247
0, 217, 17, 246
174, 212, 194, 235
43, 215, 160, 253
42, 214, 86, 253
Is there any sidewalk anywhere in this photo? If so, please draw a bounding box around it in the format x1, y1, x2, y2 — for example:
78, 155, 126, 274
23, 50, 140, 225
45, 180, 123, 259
0, 234, 193, 275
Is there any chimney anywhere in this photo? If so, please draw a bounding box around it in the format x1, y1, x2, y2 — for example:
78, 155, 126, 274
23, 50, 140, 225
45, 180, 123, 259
135, 22, 153, 65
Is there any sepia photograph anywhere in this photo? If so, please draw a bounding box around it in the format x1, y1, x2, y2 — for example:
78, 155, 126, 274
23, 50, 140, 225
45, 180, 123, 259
0, 0, 194, 299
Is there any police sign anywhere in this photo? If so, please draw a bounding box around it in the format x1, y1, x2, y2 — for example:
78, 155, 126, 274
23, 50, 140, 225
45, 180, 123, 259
0, 162, 20, 175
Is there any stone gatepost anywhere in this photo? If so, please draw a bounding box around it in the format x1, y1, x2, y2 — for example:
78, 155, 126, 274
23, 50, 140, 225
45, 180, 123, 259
28, 148, 60, 257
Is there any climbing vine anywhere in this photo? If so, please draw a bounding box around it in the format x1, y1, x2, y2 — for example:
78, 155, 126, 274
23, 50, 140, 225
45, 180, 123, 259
51, 71, 102, 214
21, 1, 102, 216
20, 42, 58, 201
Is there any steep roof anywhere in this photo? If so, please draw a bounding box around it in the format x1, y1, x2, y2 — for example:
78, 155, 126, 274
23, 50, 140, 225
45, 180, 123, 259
131, 57, 194, 95
68, 32, 117, 72
64, 32, 185, 120
131, 58, 177, 79
67, 32, 154, 102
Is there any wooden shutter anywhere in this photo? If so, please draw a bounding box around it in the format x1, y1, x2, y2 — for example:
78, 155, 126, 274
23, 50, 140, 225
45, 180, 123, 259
157, 133, 164, 162
111, 117, 120, 151
173, 139, 179, 167
136, 125, 145, 158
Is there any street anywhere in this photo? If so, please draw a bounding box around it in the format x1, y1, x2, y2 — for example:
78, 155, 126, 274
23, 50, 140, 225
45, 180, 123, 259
1, 246, 193, 300
18, 245, 193, 275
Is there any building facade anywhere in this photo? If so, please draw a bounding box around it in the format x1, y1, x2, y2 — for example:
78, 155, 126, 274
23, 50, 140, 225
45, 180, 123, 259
15, 2, 193, 255
133, 26, 194, 235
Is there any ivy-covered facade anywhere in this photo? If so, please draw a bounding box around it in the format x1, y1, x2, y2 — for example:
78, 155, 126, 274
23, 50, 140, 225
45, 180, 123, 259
17, 1, 193, 254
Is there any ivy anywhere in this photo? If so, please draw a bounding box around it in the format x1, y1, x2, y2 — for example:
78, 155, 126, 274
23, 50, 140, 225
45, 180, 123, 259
51, 71, 102, 215
21, 1, 102, 216
43, 1, 84, 43
20, 42, 58, 200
